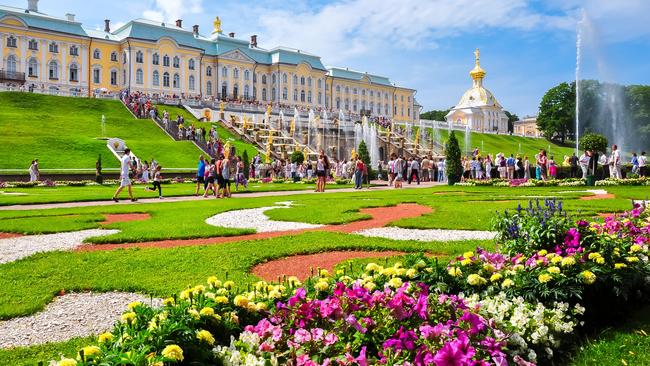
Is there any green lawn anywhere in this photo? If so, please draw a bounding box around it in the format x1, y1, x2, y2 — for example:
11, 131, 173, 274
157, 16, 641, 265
0, 92, 203, 170
435, 128, 575, 159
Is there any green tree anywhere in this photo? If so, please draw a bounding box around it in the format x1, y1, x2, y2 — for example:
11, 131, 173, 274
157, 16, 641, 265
579, 133, 608, 153
290, 150, 304, 165
504, 110, 519, 134
627, 85, 650, 147
421, 110, 450, 121
537, 82, 575, 143
242, 150, 250, 179
445, 131, 462, 185
357, 140, 373, 180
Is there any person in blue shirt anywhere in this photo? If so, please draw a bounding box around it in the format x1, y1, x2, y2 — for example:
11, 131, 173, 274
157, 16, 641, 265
195, 155, 206, 196
506, 154, 516, 179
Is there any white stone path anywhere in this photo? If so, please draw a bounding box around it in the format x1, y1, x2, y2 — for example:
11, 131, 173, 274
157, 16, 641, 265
0, 229, 119, 264
205, 201, 324, 233
354, 227, 496, 242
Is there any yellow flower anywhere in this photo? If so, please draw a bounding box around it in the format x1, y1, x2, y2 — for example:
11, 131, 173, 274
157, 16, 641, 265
547, 266, 561, 274
57, 358, 77, 366
196, 330, 215, 345
233, 295, 249, 307
229, 312, 239, 324
287, 276, 301, 287
489, 273, 502, 282
187, 309, 200, 320
614, 263, 627, 269
460, 258, 472, 266
513, 264, 525, 271
319, 269, 330, 277
501, 279, 515, 288
80, 346, 101, 358
193, 285, 206, 294
207, 276, 221, 287
179, 290, 191, 300
268, 290, 281, 299
161, 345, 184, 361
551, 256, 563, 264
467, 274, 487, 286
537, 249, 548, 256
483, 264, 495, 273
463, 251, 474, 259
406, 268, 418, 278
561, 257, 576, 267
98, 332, 113, 343
200, 307, 215, 317
205, 292, 216, 300
127, 301, 142, 310
255, 302, 268, 311
448, 267, 462, 277
630, 244, 642, 253
626, 256, 640, 263
315, 280, 330, 291
581, 270, 597, 284
163, 297, 175, 306
388, 277, 403, 289
366, 263, 381, 272
364, 282, 377, 291
538, 274, 552, 283
545, 253, 557, 259
223, 281, 235, 290
121, 312, 136, 324
215, 296, 229, 304
588, 252, 601, 260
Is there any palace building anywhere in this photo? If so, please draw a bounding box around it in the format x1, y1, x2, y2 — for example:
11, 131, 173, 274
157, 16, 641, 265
445, 49, 508, 133
0, 0, 419, 124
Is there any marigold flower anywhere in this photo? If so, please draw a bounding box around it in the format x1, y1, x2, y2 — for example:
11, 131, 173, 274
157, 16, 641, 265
223, 281, 235, 290
483, 264, 495, 272
581, 270, 596, 284
287, 276, 302, 286
364, 282, 377, 291
537, 249, 548, 256
80, 346, 101, 358
319, 269, 330, 277
57, 358, 77, 366
561, 257, 576, 267
614, 263, 627, 269
406, 268, 418, 278
388, 277, 403, 289
551, 256, 563, 264
467, 274, 487, 286
547, 266, 561, 274
121, 312, 136, 324
163, 297, 174, 306
200, 307, 215, 317
630, 244, 642, 253
126, 301, 142, 310
538, 274, 552, 283
196, 330, 215, 345
98, 332, 113, 343
501, 279, 514, 288
161, 345, 184, 361
233, 295, 249, 307
255, 302, 268, 311
463, 251, 474, 259
193, 285, 206, 294
448, 267, 462, 277
460, 258, 472, 266
513, 264, 525, 271
489, 273, 502, 282
207, 276, 221, 287
625, 256, 640, 263
187, 309, 200, 320
315, 280, 330, 291
215, 295, 229, 304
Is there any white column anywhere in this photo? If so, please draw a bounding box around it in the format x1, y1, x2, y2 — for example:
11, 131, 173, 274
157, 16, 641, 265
40, 39, 46, 83
20, 35, 27, 73
180, 56, 185, 94
61, 43, 67, 87
81, 45, 87, 84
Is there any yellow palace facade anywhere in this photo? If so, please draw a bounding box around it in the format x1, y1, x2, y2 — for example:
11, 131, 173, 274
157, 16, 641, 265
0, 0, 420, 124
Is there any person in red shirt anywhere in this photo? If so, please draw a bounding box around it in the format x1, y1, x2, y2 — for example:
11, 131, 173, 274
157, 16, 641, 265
354, 158, 365, 189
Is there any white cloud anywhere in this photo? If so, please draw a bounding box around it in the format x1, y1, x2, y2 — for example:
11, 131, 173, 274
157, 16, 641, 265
142, 0, 203, 22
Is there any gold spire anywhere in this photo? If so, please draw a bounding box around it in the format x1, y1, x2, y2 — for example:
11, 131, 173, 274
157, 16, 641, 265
469, 48, 486, 81
213, 16, 222, 34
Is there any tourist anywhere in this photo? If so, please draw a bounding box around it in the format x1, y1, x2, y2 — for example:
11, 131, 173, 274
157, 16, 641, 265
484, 155, 492, 179
476, 157, 485, 180
469, 157, 478, 180
145, 165, 163, 199
141, 160, 150, 183
598, 153, 609, 179
537, 150, 548, 180
506, 154, 516, 180
28, 159, 39, 182
387, 155, 396, 186
638, 151, 647, 177
430, 156, 438, 182
421, 156, 430, 182
516, 155, 524, 179
215, 155, 225, 198
610, 144, 622, 179
377, 161, 384, 181
354, 158, 364, 189
196, 155, 206, 196
548, 156, 557, 179
631, 153, 639, 175
307, 160, 314, 180
394, 155, 404, 189
315, 151, 328, 192
569, 153, 579, 178
523, 156, 530, 179
112, 148, 137, 202
221, 155, 232, 197
497, 154, 507, 179
437, 159, 445, 183
579, 150, 591, 179
409, 157, 420, 185
462, 157, 471, 181
203, 158, 217, 198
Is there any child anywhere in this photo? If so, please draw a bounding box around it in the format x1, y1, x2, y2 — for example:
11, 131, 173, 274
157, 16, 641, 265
145, 165, 163, 199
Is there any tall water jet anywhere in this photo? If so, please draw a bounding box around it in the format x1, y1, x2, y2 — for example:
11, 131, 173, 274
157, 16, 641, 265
322, 110, 328, 154
279, 110, 284, 132
293, 108, 300, 143
308, 109, 315, 151
575, 9, 585, 155
465, 124, 471, 156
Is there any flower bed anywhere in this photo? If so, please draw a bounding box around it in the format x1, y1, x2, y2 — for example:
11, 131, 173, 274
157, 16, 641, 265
51, 203, 650, 366
455, 178, 586, 187
595, 177, 650, 186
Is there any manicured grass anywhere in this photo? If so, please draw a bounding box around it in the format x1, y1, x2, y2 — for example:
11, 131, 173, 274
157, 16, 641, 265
0, 337, 93, 366
436, 129, 575, 158
0, 92, 203, 169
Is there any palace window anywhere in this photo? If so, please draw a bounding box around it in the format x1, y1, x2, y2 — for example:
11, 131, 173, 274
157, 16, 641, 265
172, 56, 179, 68
92, 68, 100, 84
152, 71, 160, 86
293, 89, 297, 102
282, 73, 287, 83
272, 74, 276, 84
377, 103, 381, 114
300, 90, 305, 102
318, 79, 322, 88
122, 52, 127, 64
69, 45, 78, 56
262, 88, 267, 101
48, 61, 58, 80
361, 89, 365, 96
6, 36, 17, 48
173, 73, 180, 88
244, 69, 250, 81
385, 105, 389, 115
336, 98, 340, 109
233, 84, 238, 97
91, 49, 100, 59
206, 66, 212, 76
300, 76, 305, 85
353, 88, 357, 95
69, 64, 78, 82
233, 68, 239, 78
253, 86, 256, 98
136, 69, 143, 84
336, 85, 340, 93
308, 91, 312, 103
28, 39, 38, 50
272, 87, 276, 101
28, 58, 38, 77
370, 90, 373, 97
261, 75, 267, 84
189, 75, 195, 90
163, 72, 170, 87
110, 70, 117, 85
163, 55, 170, 67
6, 55, 17, 73
293, 75, 297, 85
152, 53, 159, 65
353, 100, 357, 112
136, 51, 143, 63
345, 99, 349, 110
282, 87, 288, 100
222, 66, 228, 77
345, 87, 349, 94
111, 52, 118, 62
188, 59, 195, 70
244, 85, 250, 99
206, 81, 212, 95
308, 77, 312, 87
318, 92, 322, 104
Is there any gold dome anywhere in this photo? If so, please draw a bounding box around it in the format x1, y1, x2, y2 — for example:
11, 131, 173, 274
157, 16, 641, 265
469, 48, 486, 80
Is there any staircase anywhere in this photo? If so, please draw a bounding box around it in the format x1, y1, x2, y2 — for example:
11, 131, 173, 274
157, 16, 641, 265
378, 129, 444, 158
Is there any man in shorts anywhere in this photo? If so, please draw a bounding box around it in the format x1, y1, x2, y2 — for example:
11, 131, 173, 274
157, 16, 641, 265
195, 155, 206, 196
112, 148, 137, 202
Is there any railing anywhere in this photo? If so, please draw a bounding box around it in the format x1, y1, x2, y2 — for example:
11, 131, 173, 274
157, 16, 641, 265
0, 70, 25, 82
0, 84, 118, 99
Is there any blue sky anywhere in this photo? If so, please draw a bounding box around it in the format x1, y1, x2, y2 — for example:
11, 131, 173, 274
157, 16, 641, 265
5, 0, 650, 116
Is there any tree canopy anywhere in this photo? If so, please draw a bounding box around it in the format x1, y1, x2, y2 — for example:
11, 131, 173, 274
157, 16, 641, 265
421, 110, 450, 121
537, 82, 575, 143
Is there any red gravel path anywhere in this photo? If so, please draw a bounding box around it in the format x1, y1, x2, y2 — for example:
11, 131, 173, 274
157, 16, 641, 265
101, 213, 151, 225
0, 232, 21, 239
78, 203, 432, 252
252, 251, 406, 282
581, 193, 615, 200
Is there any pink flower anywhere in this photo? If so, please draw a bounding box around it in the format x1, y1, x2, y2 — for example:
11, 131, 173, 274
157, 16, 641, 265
433, 334, 476, 366
323, 332, 338, 346
311, 328, 324, 341
294, 328, 312, 344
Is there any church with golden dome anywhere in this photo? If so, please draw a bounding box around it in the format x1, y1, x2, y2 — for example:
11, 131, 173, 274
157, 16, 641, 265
445, 49, 508, 133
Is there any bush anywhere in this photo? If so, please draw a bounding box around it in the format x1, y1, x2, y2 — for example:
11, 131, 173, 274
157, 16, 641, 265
242, 150, 250, 179
445, 131, 462, 185
290, 150, 304, 165
579, 133, 608, 153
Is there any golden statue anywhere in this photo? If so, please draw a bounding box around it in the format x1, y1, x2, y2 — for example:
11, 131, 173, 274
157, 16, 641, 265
302, 146, 308, 163
266, 104, 272, 115
224, 141, 231, 159
265, 145, 271, 163
213, 16, 222, 34
268, 132, 273, 146
351, 148, 357, 160
290, 118, 295, 136
219, 101, 225, 113
415, 127, 420, 146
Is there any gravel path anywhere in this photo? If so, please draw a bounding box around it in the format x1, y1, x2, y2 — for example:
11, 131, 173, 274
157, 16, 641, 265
354, 227, 496, 242
0, 229, 119, 264
0, 292, 161, 348
205, 202, 324, 233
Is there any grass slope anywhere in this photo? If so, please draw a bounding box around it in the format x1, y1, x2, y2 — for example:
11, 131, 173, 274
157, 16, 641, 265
435, 129, 575, 158
0, 93, 203, 170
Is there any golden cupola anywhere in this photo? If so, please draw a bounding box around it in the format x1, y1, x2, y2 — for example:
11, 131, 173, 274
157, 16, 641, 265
469, 48, 486, 86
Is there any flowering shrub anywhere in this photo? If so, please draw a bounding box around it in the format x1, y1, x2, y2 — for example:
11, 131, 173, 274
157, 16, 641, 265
39, 179, 57, 187
595, 177, 650, 186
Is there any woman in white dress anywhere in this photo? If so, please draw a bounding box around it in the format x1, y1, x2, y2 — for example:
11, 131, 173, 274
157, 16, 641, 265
141, 160, 150, 182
